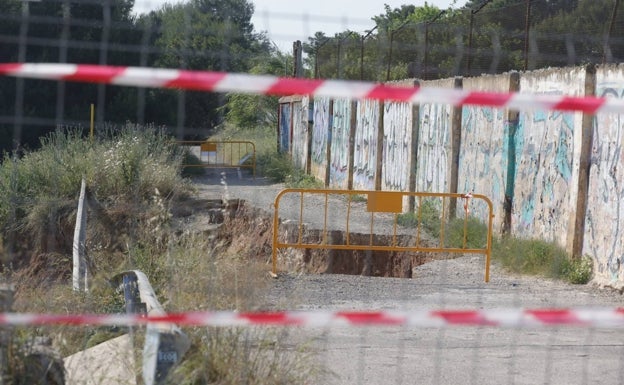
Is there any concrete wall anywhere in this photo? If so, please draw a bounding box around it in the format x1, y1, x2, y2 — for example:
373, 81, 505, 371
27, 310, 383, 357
329, 98, 351, 189
460, 74, 516, 230
381, 81, 417, 192
585, 64, 624, 289
291, 97, 309, 171
310, 97, 330, 183
282, 63, 624, 289
353, 99, 379, 190
416, 78, 456, 194
382, 100, 412, 192
278, 102, 291, 153
514, 67, 587, 250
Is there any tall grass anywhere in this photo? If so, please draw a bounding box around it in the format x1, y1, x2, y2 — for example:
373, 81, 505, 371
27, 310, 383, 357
6, 123, 320, 384
5, 122, 191, 360
397, 198, 442, 237
155, 233, 321, 384
0, 124, 190, 264
397, 199, 593, 284
494, 236, 593, 283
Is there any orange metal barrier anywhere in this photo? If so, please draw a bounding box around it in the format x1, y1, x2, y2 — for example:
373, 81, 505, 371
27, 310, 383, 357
177, 140, 256, 177
271, 189, 494, 282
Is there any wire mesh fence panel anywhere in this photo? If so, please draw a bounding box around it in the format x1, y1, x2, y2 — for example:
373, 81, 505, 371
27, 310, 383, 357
2, 1, 624, 384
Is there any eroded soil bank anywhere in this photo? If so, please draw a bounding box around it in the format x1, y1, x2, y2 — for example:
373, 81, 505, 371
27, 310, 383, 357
205, 199, 436, 278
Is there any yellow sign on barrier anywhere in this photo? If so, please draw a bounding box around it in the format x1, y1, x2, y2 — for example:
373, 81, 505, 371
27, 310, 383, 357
367, 191, 403, 213
200, 142, 217, 152
271, 189, 494, 282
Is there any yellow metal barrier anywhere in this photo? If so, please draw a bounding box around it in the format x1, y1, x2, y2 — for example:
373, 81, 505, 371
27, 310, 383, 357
271, 189, 494, 282
178, 140, 256, 177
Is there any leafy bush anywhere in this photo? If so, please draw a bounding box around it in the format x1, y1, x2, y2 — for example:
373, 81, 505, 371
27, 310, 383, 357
0, 124, 190, 263
285, 169, 323, 189
492, 236, 590, 283
495, 237, 553, 276
181, 150, 207, 177
256, 151, 293, 183
445, 217, 488, 249
563, 255, 594, 284
395, 199, 592, 284
397, 199, 442, 237
7, 124, 321, 384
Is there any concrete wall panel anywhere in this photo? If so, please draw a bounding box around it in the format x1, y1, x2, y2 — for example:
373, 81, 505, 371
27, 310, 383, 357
291, 98, 308, 170
459, 75, 512, 225
329, 98, 351, 189
283, 64, 624, 288
585, 64, 624, 288
353, 99, 379, 190
382, 101, 412, 191
310, 97, 330, 183
278, 102, 291, 153
416, 78, 456, 194
514, 67, 586, 248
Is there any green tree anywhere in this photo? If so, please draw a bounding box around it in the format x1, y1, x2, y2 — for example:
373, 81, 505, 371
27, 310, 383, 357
0, 0, 141, 155
222, 49, 291, 128
532, 0, 620, 67
142, 0, 272, 136
373, 3, 451, 80
303, 32, 332, 79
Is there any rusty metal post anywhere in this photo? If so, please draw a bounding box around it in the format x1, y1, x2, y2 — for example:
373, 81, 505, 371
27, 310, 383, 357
325, 99, 334, 188
503, 72, 520, 236
408, 80, 420, 212
567, 64, 596, 259
448, 77, 463, 219
347, 100, 357, 190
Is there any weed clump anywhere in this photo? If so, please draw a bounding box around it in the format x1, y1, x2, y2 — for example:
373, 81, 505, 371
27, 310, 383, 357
397, 198, 593, 284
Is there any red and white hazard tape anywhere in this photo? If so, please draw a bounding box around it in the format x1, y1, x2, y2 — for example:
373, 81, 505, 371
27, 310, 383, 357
0, 63, 622, 114
2, 308, 624, 328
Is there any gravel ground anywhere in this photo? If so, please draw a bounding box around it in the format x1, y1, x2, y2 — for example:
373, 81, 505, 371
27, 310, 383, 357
192, 170, 624, 385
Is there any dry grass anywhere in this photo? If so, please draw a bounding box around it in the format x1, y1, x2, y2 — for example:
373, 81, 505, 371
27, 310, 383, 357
1, 124, 320, 384
9, 196, 320, 384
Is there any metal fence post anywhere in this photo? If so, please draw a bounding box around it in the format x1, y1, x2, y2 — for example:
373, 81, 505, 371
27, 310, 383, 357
72, 177, 88, 291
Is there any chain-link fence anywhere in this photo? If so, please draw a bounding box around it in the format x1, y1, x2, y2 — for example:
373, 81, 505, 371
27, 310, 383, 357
2, 1, 624, 384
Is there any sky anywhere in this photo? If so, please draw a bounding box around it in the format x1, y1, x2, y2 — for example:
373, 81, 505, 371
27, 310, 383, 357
133, 0, 458, 52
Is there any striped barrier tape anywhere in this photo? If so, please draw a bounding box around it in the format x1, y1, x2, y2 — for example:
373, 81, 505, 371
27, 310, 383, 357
2, 308, 624, 328
0, 63, 622, 114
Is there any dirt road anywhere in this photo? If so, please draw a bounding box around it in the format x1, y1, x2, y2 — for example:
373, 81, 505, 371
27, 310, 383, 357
193, 170, 624, 385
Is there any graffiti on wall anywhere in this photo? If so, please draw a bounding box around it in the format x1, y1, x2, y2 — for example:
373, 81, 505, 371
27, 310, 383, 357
278, 66, 624, 289
353, 99, 379, 190
458, 106, 507, 222
290, 99, 308, 170
513, 104, 575, 246
416, 103, 451, 193
278, 103, 291, 153
584, 83, 624, 287
329, 98, 351, 189
310, 97, 330, 181
382, 101, 412, 191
